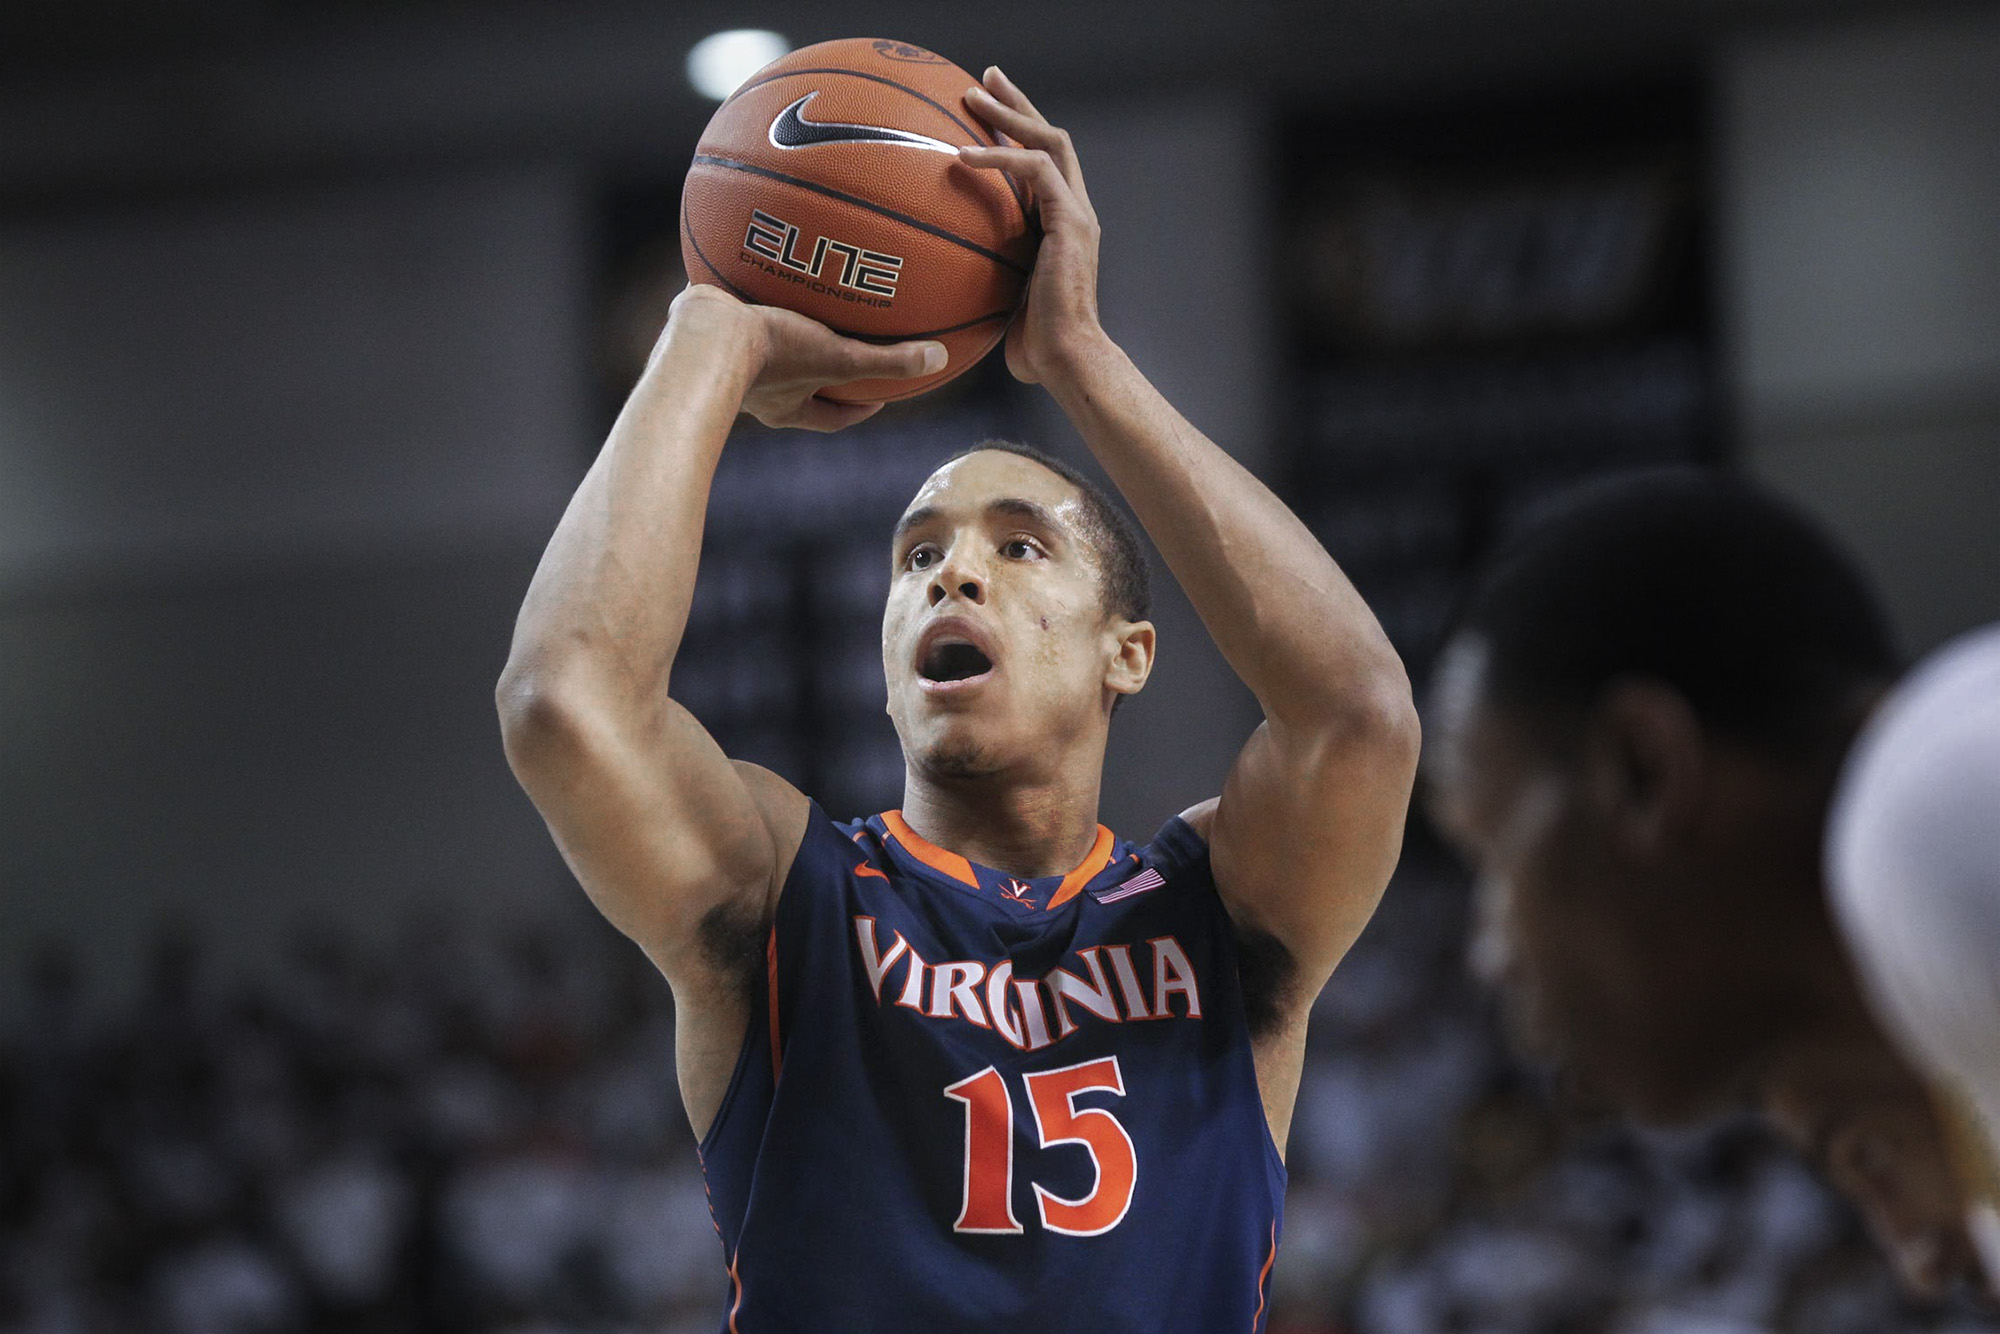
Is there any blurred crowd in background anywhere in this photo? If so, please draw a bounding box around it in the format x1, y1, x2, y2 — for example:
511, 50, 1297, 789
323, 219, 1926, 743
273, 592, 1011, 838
6, 840, 1995, 1334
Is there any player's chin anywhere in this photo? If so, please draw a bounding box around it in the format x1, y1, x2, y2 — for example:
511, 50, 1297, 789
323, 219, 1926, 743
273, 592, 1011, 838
910, 734, 1008, 783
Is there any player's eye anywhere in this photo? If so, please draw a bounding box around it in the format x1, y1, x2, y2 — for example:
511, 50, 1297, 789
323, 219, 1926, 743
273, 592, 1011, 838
1003, 538, 1042, 560
905, 544, 939, 571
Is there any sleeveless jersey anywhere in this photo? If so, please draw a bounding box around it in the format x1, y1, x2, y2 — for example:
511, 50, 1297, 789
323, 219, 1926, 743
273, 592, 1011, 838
697, 804, 1287, 1332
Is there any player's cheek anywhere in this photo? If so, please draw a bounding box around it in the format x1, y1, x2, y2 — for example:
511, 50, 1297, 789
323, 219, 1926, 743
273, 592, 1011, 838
880, 600, 914, 670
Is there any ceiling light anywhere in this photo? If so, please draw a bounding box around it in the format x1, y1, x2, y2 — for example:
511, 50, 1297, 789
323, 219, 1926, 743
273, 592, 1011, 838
687, 29, 789, 101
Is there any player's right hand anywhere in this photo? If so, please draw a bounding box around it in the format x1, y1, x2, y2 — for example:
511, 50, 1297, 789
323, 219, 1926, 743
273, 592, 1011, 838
667, 284, 946, 432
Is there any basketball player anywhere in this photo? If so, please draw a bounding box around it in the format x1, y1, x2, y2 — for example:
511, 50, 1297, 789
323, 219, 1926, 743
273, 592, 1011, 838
497, 67, 1419, 1329
1831, 624, 2000, 1290
1424, 469, 1988, 1296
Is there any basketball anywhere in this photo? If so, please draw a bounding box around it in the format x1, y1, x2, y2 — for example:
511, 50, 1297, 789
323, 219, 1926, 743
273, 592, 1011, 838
680, 38, 1035, 404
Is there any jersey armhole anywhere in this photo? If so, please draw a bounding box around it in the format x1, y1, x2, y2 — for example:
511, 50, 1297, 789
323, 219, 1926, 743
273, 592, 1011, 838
696, 979, 767, 1160
1149, 809, 1297, 1183
695, 799, 834, 1160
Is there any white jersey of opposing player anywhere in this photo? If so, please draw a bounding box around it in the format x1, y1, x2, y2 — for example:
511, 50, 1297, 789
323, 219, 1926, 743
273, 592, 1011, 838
1830, 623, 2000, 1292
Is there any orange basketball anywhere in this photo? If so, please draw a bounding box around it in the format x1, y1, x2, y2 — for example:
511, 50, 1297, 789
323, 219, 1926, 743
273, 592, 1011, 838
681, 38, 1034, 404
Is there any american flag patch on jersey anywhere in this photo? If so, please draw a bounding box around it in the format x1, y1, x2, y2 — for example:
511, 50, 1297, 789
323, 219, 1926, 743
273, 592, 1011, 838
1090, 867, 1166, 905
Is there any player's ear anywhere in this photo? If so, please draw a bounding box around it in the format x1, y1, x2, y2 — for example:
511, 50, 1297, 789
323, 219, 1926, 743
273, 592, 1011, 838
1104, 619, 1154, 699
1581, 679, 1706, 859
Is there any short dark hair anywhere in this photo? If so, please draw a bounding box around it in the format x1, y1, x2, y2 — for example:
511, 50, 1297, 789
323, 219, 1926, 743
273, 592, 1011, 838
944, 440, 1151, 625
1448, 468, 1899, 752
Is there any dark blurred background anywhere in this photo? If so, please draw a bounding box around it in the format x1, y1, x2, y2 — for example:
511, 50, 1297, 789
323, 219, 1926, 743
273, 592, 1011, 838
3, 2, 1999, 1330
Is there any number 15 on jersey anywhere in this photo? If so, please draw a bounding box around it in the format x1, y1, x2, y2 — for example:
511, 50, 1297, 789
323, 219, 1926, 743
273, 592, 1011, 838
944, 1056, 1137, 1237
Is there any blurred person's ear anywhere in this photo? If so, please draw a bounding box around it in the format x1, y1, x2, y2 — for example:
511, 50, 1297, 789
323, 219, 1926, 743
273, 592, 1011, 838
1582, 680, 1705, 860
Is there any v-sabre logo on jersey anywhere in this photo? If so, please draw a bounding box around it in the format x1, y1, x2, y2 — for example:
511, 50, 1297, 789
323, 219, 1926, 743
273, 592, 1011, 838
853, 916, 1204, 1053
741, 208, 903, 305
767, 92, 959, 155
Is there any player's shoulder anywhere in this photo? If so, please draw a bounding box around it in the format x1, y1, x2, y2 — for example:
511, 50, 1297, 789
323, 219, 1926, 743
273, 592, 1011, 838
1127, 798, 1216, 884
1176, 797, 1219, 842
729, 760, 813, 886
759, 796, 900, 889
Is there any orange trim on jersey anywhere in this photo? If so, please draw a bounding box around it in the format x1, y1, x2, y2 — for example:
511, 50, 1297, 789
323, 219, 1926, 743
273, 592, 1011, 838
883, 810, 1116, 905
700, 1174, 724, 1239
1046, 824, 1117, 910
1249, 1220, 1277, 1330
882, 810, 979, 887
766, 925, 782, 1083
726, 1248, 745, 1332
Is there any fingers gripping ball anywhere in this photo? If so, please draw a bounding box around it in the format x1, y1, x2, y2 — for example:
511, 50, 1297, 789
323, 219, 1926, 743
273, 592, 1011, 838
681, 38, 1035, 404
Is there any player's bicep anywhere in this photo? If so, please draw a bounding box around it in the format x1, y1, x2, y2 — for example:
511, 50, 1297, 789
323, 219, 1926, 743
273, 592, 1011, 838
504, 684, 803, 985
1206, 716, 1417, 990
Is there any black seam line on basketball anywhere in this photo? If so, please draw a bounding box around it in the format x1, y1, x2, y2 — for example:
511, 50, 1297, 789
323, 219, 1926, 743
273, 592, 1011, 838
722, 65, 1030, 225
681, 192, 756, 303
691, 154, 1031, 276
822, 310, 1013, 342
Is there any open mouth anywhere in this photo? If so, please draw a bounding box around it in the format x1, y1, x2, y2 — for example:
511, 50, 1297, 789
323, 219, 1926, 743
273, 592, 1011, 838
920, 640, 994, 683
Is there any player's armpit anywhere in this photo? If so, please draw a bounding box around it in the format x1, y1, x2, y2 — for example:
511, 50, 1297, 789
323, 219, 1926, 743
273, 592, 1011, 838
1174, 799, 1298, 1038
1204, 700, 1420, 999
502, 682, 812, 1139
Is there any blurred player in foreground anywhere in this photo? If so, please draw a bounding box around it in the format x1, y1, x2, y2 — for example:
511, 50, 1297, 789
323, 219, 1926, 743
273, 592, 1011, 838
497, 67, 1419, 1328
1832, 624, 2000, 1289
1425, 470, 1993, 1297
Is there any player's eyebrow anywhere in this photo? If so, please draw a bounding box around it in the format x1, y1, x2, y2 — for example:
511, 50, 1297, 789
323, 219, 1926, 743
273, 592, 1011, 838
891, 506, 941, 546
985, 497, 1065, 535
891, 497, 1070, 547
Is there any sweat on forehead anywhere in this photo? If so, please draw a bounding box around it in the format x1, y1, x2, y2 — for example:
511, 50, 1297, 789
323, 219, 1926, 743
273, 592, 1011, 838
904, 449, 1082, 511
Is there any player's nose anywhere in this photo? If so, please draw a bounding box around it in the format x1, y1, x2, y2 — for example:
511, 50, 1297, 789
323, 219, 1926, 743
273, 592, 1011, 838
927, 551, 986, 607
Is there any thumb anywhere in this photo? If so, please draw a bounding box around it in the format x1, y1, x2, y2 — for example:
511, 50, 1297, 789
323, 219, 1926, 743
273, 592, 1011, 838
854, 339, 947, 381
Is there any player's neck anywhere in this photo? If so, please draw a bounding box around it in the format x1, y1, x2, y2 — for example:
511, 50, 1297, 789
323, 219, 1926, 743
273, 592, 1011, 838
898, 769, 1105, 879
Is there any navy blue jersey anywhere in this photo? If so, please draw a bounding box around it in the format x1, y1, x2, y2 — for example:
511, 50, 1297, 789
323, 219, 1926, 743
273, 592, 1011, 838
697, 804, 1287, 1332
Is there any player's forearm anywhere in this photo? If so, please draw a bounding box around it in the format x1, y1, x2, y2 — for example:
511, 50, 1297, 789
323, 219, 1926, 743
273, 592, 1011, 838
1045, 333, 1412, 737
500, 302, 759, 718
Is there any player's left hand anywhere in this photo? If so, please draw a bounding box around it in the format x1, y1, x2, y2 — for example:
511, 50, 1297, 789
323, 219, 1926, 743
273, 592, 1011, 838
661, 283, 944, 432
958, 68, 1104, 386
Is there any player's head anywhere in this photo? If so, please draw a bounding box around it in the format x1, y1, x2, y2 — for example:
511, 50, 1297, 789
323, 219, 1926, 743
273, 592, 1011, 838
1428, 468, 1901, 1107
883, 442, 1153, 788
1425, 469, 1980, 1291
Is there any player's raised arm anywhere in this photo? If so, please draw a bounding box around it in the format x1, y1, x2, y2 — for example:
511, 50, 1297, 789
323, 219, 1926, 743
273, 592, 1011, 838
495, 284, 943, 1132
960, 72, 1419, 998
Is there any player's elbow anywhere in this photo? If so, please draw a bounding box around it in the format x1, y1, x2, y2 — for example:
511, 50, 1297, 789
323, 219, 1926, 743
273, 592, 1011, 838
495, 657, 601, 781
1366, 682, 1423, 774
1325, 665, 1422, 779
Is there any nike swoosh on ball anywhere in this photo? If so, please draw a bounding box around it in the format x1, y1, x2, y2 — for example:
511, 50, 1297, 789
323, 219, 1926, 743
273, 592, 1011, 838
767, 93, 959, 155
